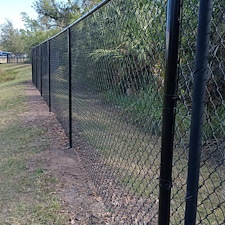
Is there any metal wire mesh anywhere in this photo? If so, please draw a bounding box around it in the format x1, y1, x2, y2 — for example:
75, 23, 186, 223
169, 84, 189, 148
71, 0, 166, 223
49, 31, 70, 136
196, 2, 225, 224
41, 42, 49, 106
32, 0, 225, 224
36, 46, 42, 93
32, 48, 36, 86
170, 1, 199, 224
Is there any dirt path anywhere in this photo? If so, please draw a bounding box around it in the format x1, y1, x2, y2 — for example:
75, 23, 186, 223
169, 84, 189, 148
23, 80, 111, 224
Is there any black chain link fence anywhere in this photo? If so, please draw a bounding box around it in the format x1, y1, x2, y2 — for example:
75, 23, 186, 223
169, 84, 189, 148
50, 31, 70, 136
41, 41, 49, 105
32, 0, 225, 224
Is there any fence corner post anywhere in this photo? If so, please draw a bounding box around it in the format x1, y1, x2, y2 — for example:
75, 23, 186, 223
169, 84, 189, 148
158, 0, 181, 224
184, 1, 213, 224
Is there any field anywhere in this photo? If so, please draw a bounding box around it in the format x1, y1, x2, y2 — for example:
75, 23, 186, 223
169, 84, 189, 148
0, 64, 107, 224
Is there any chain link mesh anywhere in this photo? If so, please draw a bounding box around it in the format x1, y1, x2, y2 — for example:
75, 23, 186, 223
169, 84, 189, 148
32, 48, 36, 86
197, 1, 225, 224
36, 46, 42, 93
170, 0, 199, 224
71, 1, 166, 223
41, 42, 49, 106
32, 0, 225, 224
49, 31, 70, 136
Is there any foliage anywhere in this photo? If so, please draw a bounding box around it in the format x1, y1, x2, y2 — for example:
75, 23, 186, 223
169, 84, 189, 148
0, 0, 93, 57
68, 0, 225, 143
85, 0, 166, 95
0, 20, 26, 55
32, 0, 82, 29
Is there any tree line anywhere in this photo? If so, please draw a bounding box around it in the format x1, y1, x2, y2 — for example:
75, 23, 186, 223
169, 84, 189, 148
0, 0, 101, 57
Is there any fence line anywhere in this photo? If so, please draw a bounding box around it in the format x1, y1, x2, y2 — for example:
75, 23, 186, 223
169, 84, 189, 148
0, 56, 28, 63
32, 0, 225, 224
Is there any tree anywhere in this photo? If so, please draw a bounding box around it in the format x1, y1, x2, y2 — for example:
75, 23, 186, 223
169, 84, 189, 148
81, 0, 102, 12
83, 0, 167, 94
21, 12, 46, 32
2, 0, 91, 57
0, 20, 26, 55
32, 0, 82, 29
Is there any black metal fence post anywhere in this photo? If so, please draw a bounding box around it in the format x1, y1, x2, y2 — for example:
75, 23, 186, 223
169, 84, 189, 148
158, 0, 181, 224
40, 45, 43, 96
67, 28, 72, 148
184, 1, 213, 225
32, 50, 34, 83
48, 40, 51, 112
34, 48, 37, 88
33, 49, 35, 85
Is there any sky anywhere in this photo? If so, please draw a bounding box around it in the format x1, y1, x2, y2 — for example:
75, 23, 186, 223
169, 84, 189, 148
0, 0, 38, 29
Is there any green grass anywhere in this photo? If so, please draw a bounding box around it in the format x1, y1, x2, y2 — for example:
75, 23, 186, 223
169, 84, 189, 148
0, 64, 67, 225
0, 65, 17, 83
101, 84, 163, 136
73, 87, 225, 224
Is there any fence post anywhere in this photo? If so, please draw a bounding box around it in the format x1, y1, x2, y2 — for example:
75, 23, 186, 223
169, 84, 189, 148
35, 48, 38, 88
67, 28, 72, 148
48, 40, 51, 112
158, 0, 181, 224
32, 50, 34, 83
40, 45, 43, 96
184, 1, 213, 224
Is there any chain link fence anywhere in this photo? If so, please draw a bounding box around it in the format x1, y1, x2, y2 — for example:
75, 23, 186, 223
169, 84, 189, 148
32, 0, 224, 224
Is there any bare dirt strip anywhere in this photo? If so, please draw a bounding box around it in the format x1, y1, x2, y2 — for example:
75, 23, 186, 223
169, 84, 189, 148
24, 80, 112, 224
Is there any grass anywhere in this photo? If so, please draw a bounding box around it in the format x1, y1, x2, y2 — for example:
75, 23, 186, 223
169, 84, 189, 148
0, 65, 17, 83
100, 84, 163, 136
0, 64, 67, 225
72, 87, 225, 224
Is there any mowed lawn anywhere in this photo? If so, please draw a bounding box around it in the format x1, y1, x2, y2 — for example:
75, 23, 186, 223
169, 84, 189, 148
0, 64, 67, 225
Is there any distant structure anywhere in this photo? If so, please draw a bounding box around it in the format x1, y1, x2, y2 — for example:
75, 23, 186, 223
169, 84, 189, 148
0, 51, 28, 63
0, 51, 11, 56
0, 51, 11, 63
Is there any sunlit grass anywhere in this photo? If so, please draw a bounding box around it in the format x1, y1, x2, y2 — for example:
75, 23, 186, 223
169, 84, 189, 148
0, 63, 67, 224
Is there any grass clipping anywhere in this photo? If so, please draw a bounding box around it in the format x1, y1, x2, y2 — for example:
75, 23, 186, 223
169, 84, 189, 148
0, 64, 67, 225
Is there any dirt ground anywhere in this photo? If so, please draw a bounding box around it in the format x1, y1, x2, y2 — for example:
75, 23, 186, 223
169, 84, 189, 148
23, 80, 112, 225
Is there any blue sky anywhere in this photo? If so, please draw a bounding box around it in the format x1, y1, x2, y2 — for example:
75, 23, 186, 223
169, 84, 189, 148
0, 0, 38, 29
